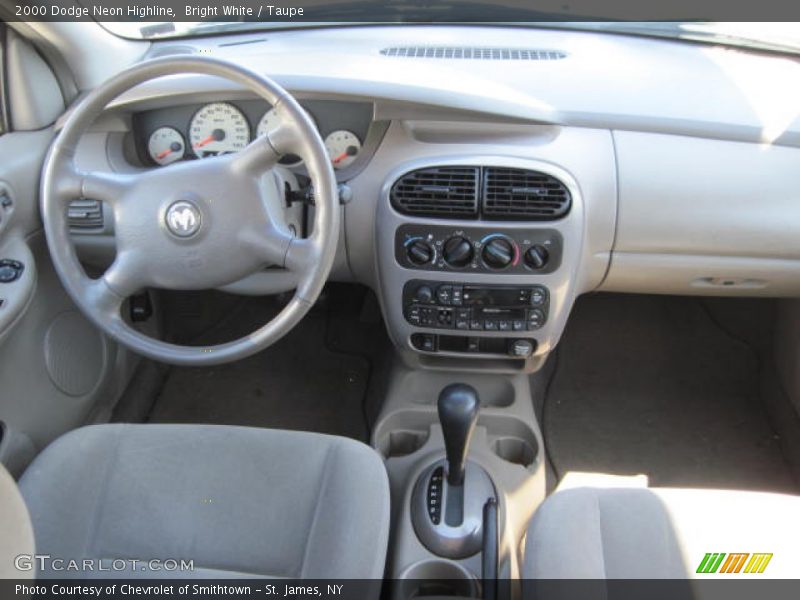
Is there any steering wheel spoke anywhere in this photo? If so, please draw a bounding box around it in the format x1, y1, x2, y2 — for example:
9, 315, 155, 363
285, 237, 319, 273
229, 136, 283, 177
58, 164, 134, 207
266, 120, 305, 157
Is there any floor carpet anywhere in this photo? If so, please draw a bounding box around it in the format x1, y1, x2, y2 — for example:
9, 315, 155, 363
543, 294, 797, 493
147, 295, 372, 442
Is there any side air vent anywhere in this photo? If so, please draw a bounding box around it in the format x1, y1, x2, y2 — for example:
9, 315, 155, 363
380, 46, 566, 60
68, 199, 104, 231
483, 168, 571, 220
391, 167, 480, 218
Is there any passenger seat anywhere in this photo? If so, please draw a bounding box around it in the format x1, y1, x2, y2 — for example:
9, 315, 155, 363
525, 485, 800, 578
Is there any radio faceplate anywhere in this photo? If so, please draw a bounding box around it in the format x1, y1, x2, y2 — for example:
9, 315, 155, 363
402, 280, 549, 332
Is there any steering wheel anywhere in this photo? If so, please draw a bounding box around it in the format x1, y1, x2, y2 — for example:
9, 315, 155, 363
41, 57, 339, 366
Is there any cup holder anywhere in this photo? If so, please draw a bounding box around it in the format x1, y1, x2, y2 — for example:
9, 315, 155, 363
493, 437, 537, 468
379, 430, 430, 459
397, 560, 478, 598
483, 414, 540, 469
401, 373, 515, 408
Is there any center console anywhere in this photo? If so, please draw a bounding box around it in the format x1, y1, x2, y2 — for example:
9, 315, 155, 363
375, 156, 585, 371
371, 364, 546, 595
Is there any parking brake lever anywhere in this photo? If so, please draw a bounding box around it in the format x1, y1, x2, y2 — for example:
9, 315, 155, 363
482, 497, 498, 600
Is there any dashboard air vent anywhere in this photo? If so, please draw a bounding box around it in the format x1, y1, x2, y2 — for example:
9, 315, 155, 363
380, 46, 566, 60
482, 168, 571, 220
391, 167, 479, 218
68, 199, 104, 231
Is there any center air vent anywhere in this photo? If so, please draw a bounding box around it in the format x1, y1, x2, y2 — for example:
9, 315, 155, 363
391, 166, 571, 221
483, 168, 571, 220
380, 47, 566, 60
391, 167, 479, 218
68, 199, 104, 231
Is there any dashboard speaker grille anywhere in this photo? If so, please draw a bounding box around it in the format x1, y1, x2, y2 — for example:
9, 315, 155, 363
68, 199, 104, 231
391, 167, 480, 218
482, 167, 571, 220
380, 47, 566, 60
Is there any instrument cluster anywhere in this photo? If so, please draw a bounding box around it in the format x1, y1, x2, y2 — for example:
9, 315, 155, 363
133, 99, 373, 171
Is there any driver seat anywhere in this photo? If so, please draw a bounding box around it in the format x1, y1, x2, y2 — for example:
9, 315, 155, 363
18, 423, 390, 579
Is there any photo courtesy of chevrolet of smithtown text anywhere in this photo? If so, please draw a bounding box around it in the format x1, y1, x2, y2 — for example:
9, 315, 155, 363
0, 0, 799, 599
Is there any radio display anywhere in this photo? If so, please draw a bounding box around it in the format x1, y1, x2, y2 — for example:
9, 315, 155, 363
463, 287, 524, 306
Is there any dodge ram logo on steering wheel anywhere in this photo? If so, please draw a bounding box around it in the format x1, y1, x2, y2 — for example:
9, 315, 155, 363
165, 201, 202, 238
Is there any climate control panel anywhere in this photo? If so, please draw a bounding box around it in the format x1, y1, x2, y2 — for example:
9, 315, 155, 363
403, 280, 549, 332
395, 224, 562, 274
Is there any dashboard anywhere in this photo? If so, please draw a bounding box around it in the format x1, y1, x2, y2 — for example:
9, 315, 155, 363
65, 24, 800, 371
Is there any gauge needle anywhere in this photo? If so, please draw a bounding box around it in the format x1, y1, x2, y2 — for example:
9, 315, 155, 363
155, 148, 173, 160
194, 135, 216, 149
332, 146, 358, 164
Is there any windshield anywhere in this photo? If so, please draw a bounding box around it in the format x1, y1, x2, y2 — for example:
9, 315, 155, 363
101, 18, 800, 55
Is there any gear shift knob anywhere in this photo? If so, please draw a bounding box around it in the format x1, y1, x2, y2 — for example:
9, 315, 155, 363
438, 383, 480, 486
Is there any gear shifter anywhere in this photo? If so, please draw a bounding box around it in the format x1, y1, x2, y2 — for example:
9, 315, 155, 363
438, 383, 480, 486
411, 383, 494, 558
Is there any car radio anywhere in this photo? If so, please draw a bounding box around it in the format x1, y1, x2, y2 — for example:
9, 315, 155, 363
402, 280, 549, 332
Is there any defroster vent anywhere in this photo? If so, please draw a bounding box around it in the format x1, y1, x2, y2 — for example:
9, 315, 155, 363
482, 167, 571, 220
391, 167, 479, 218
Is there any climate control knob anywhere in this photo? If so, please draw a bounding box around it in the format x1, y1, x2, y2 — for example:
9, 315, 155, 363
442, 236, 474, 268
406, 238, 434, 265
525, 244, 550, 270
482, 237, 515, 269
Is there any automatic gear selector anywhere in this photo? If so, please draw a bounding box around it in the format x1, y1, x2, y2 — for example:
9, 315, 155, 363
411, 384, 496, 558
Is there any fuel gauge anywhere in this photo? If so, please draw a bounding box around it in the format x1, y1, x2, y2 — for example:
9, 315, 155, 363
148, 127, 185, 166
324, 130, 361, 170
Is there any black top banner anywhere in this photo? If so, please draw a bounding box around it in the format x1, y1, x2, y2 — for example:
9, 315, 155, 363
2, 0, 800, 23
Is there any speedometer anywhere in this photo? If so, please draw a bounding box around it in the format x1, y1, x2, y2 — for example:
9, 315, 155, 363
189, 102, 251, 158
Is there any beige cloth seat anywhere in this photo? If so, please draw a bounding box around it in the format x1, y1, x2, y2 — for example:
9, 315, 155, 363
525, 486, 800, 578
18, 423, 390, 579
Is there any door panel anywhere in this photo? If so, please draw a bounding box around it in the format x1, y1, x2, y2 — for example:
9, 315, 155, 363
0, 25, 136, 475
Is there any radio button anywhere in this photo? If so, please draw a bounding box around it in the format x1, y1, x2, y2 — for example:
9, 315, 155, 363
512, 320, 526, 331
414, 285, 434, 304
470, 319, 483, 330
484, 320, 498, 331
436, 285, 453, 305
527, 309, 546, 330
452, 286, 464, 306
530, 288, 547, 307
498, 320, 511, 331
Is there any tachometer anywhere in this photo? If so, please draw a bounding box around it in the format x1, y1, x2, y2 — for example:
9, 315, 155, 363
189, 102, 251, 158
256, 107, 282, 139
324, 130, 361, 170
148, 127, 185, 166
